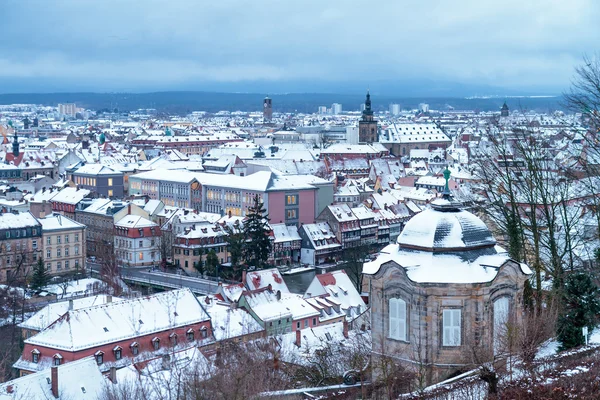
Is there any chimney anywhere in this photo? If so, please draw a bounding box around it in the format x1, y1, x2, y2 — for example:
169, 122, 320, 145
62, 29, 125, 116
343, 319, 349, 339
106, 295, 112, 303
51, 366, 59, 398
109, 366, 117, 384
295, 329, 301, 347
241, 269, 247, 285
68, 299, 73, 311
267, 283, 272, 292
276, 290, 281, 301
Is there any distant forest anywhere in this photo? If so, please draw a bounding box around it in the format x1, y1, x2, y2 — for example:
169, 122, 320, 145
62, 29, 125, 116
0, 91, 564, 115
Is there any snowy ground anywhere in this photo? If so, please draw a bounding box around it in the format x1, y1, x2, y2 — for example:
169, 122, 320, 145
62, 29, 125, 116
43, 278, 108, 299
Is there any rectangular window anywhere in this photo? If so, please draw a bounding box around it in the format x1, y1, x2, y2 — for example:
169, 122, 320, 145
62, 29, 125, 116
65, 260, 69, 269
304, 320, 308, 328
75, 233, 79, 242
108, 189, 113, 197
286, 209, 297, 219
47, 237, 51, 245
139, 252, 143, 260
65, 247, 69, 256
57, 262, 61, 271
75, 246, 79, 255
296, 321, 301, 329
46, 263, 51, 271
32, 240, 37, 249
65, 235, 69, 243
286, 195, 298, 205
46, 249, 51, 259
56, 248, 61, 257
57, 236, 61, 244
139, 240, 143, 248
389, 298, 407, 341
108, 178, 113, 186
443, 309, 461, 346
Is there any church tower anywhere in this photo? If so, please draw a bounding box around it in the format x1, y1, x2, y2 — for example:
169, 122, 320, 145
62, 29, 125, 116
359, 91, 378, 143
263, 97, 273, 122
12, 133, 19, 158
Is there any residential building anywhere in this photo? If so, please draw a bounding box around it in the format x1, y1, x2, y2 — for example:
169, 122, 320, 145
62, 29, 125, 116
173, 223, 228, 273
48, 187, 91, 220
269, 224, 302, 266
380, 123, 451, 157
14, 289, 212, 375
351, 205, 378, 247
114, 215, 161, 268
69, 163, 124, 198
39, 213, 86, 276
298, 222, 342, 266
0, 211, 42, 283
316, 204, 361, 249
75, 200, 148, 258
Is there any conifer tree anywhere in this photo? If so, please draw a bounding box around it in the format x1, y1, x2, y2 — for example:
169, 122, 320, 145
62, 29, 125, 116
30, 258, 50, 292
557, 273, 600, 350
242, 194, 273, 269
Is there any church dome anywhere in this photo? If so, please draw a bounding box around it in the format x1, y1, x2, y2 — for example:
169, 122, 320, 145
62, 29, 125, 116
397, 198, 496, 252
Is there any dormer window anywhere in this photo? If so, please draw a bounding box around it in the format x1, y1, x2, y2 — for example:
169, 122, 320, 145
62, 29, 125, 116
95, 351, 104, 365
200, 326, 208, 339
53, 353, 63, 366
186, 329, 194, 342
152, 337, 160, 350
32, 349, 40, 363
169, 333, 178, 346
130, 342, 139, 356
113, 346, 122, 360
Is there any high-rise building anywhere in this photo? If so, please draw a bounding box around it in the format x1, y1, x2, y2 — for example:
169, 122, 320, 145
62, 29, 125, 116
331, 103, 342, 115
263, 97, 273, 121
419, 103, 430, 113
58, 103, 77, 117
318, 106, 328, 115
389, 103, 400, 116
359, 91, 378, 144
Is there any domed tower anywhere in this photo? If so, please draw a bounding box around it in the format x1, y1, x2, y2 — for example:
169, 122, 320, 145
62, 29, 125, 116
359, 90, 378, 143
363, 169, 531, 384
12, 132, 20, 158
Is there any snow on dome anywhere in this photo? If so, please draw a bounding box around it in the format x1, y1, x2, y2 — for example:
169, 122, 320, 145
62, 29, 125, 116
397, 207, 496, 251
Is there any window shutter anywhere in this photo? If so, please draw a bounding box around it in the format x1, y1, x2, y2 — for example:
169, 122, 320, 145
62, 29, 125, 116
398, 299, 407, 341
452, 309, 461, 346
389, 299, 398, 339
443, 309, 452, 346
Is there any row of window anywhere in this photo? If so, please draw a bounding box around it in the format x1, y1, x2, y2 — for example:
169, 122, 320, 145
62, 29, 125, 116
4, 228, 38, 239
47, 233, 79, 245
46, 259, 80, 272
33, 327, 210, 365
46, 246, 80, 258
116, 239, 156, 248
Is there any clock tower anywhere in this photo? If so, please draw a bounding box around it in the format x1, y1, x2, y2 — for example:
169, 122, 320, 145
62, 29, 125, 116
263, 96, 273, 122
359, 90, 378, 143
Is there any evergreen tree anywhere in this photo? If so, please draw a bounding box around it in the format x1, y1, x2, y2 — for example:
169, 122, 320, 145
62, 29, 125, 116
223, 220, 244, 269
557, 273, 600, 350
242, 194, 273, 269
194, 248, 205, 276
205, 249, 219, 278
30, 258, 50, 291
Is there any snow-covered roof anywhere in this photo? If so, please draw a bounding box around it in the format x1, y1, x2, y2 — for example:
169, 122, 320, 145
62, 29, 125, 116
0, 210, 40, 230
201, 296, 264, 341
49, 187, 91, 205
300, 222, 341, 251
397, 203, 496, 251
327, 204, 358, 222
270, 223, 301, 243
72, 163, 121, 176
115, 214, 158, 229
246, 268, 290, 293
19, 295, 122, 332
0, 356, 104, 400
38, 213, 86, 232
304, 270, 366, 320
25, 289, 210, 351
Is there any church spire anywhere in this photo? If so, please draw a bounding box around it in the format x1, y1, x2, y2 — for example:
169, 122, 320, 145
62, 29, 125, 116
12, 131, 19, 158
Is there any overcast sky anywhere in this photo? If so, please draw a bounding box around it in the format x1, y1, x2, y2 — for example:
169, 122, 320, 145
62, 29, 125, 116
0, 0, 597, 94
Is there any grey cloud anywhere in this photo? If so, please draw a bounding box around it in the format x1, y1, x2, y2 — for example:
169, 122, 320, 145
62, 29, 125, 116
0, 0, 597, 92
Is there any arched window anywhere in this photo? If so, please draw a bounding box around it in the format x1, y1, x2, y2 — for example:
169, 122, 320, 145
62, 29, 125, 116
494, 297, 510, 354
389, 298, 407, 341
